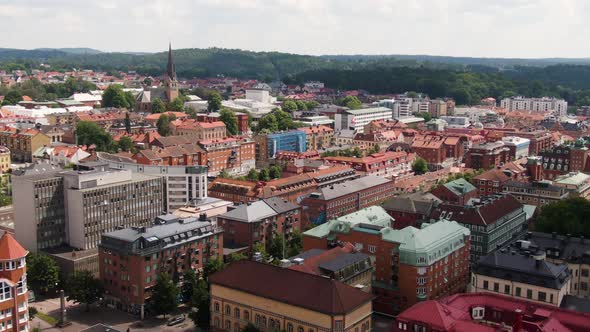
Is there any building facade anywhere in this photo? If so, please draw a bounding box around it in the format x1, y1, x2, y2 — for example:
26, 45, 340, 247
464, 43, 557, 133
335, 108, 394, 133
0, 127, 50, 163
0, 233, 29, 332
501, 96, 568, 116
209, 260, 374, 332
464, 141, 511, 170
99, 215, 223, 317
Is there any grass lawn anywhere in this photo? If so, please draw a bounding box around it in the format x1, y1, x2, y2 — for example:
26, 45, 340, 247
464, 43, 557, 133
35, 311, 59, 326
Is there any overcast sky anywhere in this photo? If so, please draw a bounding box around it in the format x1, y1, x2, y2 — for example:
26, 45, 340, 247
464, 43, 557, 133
0, 0, 588, 58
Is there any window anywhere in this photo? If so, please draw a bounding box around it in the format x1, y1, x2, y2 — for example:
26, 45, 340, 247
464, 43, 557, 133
234, 308, 240, 319
538, 292, 547, 302
225, 320, 231, 331
335, 320, 344, 330
225, 305, 230, 315
516, 287, 521, 297
0, 282, 12, 301
493, 283, 499, 292
582, 269, 589, 277
298, 327, 304, 332
472, 307, 485, 319
244, 311, 249, 321
504, 285, 510, 295
527, 289, 533, 299
214, 302, 220, 313
17, 275, 26, 295
145, 276, 151, 283
483, 280, 489, 290
581, 282, 588, 291
287, 323, 294, 332
368, 245, 376, 253
398, 322, 407, 330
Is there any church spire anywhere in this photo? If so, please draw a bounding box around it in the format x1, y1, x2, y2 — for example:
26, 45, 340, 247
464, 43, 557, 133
167, 42, 177, 81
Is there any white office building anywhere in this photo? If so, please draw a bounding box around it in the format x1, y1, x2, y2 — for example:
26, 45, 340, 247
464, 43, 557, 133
334, 107, 393, 133
500, 97, 568, 116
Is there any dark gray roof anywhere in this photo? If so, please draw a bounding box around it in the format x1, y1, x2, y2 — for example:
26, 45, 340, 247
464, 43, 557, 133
12, 162, 63, 177
219, 201, 277, 223
292, 248, 326, 260
309, 176, 392, 201
381, 192, 441, 215
514, 231, 590, 264
504, 180, 564, 192
263, 197, 299, 214
474, 251, 571, 290
318, 252, 371, 272
560, 295, 590, 314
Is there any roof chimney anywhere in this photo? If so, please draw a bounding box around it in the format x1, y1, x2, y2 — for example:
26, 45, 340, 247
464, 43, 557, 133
514, 309, 523, 332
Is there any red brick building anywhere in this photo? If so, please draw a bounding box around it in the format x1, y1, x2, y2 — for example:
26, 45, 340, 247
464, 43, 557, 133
217, 198, 301, 254
411, 134, 467, 168
430, 178, 478, 206
464, 141, 511, 170
393, 292, 590, 332
99, 215, 223, 318
300, 175, 395, 226
303, 207, 470, 315
323, 151, 414, 179
515, 130, 554, 155
473, 168, 512, 195
0, 233, 29, 332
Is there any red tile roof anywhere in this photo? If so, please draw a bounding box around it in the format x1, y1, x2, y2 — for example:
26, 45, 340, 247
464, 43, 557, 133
210, 260, 373, 315
0, 233, 28, 260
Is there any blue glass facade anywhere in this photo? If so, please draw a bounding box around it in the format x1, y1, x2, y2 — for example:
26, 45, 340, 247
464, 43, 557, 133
267, 131, 307, 158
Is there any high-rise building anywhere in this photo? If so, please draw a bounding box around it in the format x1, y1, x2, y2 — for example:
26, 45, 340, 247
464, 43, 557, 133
501, 96, 568, 116
335, 107, 394, 133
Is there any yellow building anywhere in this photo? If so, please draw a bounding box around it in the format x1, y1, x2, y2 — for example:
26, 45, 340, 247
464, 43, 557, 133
0, 127, 51, 163
210, 260, 374, 332
0, 147, 9, 172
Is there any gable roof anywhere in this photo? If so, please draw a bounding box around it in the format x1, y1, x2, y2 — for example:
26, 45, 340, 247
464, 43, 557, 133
210, 260, 373, 315
219, 200, 277, 222
443, 178, 477, 196
431, 194, 524, 226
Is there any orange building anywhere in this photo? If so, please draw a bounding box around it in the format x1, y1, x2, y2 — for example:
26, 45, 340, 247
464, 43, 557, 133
0, 233, 29, 332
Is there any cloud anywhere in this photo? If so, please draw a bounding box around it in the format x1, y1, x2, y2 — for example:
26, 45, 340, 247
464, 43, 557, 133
0, 0, 587, 58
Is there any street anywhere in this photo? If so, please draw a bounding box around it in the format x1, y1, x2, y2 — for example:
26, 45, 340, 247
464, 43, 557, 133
30, 297, 196, 332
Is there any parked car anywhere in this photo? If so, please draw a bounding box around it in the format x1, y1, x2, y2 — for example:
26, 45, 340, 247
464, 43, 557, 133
167, 315, 186, 326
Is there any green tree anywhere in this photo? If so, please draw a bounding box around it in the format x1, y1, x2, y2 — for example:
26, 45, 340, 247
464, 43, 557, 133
156, 114, 171, 136
268, 233, 285, 260
412, 157, 428, 175
151, 98, 165, 113
282, 100, 298, 112
256, 113, 279, 133
76, 121, 114, 152
101, 85, 131, 108
219, 108, 239, 135
369, 144, 381, 155
27, 253, 60, 296
189, 278, 210, 328
339, 96, 362, 109
207, 92, 222, 112
203, 258, 226, 279
536, 197, 590, 237
259, 168, 271, 181
416, 112, 432, 122
218, 169, 230, 178
269, 165, 282, 179
287, 230, 303, 257
181, 269, 198, 305
352, 147, 363, 158
227, 252, 248, 263
117, 136, 134, 152
3, 90, 22, 105
247, 169, 259, 181
66, 270, 104, 312
295, 100, 308, 111
168, 97, 185, 112
150, 273, 179, 318
273, 109, 296, 131
143, 77, 153, 86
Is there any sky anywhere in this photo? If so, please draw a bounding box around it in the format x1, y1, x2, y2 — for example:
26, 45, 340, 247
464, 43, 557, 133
0, 0, 588, 58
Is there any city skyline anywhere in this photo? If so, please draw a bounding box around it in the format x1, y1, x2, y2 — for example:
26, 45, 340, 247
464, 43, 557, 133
0, 0, 589, 58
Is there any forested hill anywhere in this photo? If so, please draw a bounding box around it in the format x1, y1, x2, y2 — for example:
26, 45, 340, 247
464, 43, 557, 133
4, 47, 590, 105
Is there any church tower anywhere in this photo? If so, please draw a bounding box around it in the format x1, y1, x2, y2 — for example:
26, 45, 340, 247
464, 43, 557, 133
164, 43, 179, 102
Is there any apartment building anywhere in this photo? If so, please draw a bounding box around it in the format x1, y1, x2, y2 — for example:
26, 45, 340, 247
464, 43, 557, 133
428, 99, 447, 118
62, 166, 164, 250
303, 207, 471, 315
199, 137, 256, 177
464, 141, 511, 170
430, 194, 527, 262
503, 180, 569, 207
473, 168, 512, 195
323, 151, 414, 179
514, 130, 553, 155
217, 198, 300, 254
335, 107, 394, 133
380, 192, 441, 229
209, 260, 373, 332
97, 152, 208, 211
539, 143, 590, 179
0, 127, 50, 162
99, 215, 223, 318
501, 97, 568, 116
502, 136, 531, 159
298, 125, 334, 151
288, 243, 374, 292
430, 178, 478, 206
554, 172, 590, 198
300, 176, 395, 226
471, 250, 571, 307
0, 233, 30, 332
172, 120, 226, 140
392, 292, 590, 332
0, 147, 10, 173
254, 131, 306, 165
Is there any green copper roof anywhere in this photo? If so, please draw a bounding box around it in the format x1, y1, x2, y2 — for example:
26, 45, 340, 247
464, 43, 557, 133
303, 206, 393, 239
443, 178, 476, 196
381, 220, 470, 266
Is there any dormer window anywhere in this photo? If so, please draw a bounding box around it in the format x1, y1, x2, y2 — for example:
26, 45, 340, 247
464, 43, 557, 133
472, 306, 485, 320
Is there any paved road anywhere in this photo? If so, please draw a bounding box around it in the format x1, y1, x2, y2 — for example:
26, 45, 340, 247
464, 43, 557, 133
30, 297, 196, 332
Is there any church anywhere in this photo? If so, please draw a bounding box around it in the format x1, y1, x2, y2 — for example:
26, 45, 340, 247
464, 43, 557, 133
135, 44, 179, 112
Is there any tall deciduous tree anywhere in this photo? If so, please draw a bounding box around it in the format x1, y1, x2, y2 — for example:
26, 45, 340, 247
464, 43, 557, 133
118, 136, 134, 152
102, 84, 131, 108
76, 121, 114, 152
181, 269, 198, 305
536, 197, 590, 237
66, 270, 104, 312
412, 157, 428, 175
151, 98, 165, 113
282, 100, 297, 112
219, 108, 238, 135
156, 114, 171, 136
26, 253, 60, 296
150, 273, 179, 318
207, 92, 222, 113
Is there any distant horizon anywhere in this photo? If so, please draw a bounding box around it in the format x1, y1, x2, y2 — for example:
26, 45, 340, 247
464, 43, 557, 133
3, 46, 590, 61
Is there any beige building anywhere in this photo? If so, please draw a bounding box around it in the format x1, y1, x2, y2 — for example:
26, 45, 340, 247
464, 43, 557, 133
428, 99, 447, 118
0, 147, 9, 173
210, 260, 373, 332
471, 250, 571, 307
0, 127, 51, 162
298, 125, 334, 151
